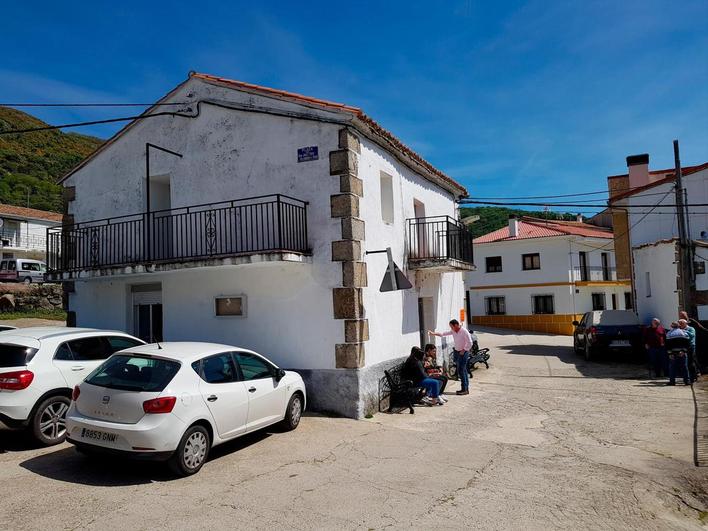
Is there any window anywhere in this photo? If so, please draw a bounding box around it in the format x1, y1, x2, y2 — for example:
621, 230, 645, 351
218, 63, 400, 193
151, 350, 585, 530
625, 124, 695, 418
522, 253, 541, 270
485, 256, 502, 273
532, 295, 554, 314
611, 293, 617, 310
234, 352, 274, 381
0, 344, 38, 367
601, 253, 610, 281
67, 337, 110, 361
196, 353, 238, 384
579, 252, 589, 281
215, 296, 246, 317
21, 262, 41, 271
379, 171, 394, 224
7, 260, 15, 271
0, 261, 7, 270
624, 292, 633, 310
106, 336, 144, 354
485, 297, 506, 315
86, 355, 180, 392
592, 293, 606, 311
645, 271, 651, 297
54, 343, 74, 361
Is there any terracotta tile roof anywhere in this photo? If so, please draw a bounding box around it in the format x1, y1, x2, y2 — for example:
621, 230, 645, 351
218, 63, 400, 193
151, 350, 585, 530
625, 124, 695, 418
609, 162, 708, 201
0, 204, 62, 223
474, 217, 613, 244
190, 72, 468, 197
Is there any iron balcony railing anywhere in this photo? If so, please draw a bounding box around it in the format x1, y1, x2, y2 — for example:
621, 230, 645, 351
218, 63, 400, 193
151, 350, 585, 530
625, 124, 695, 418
47, 194, 309, 274
573, 265, 617, 282
407, 215, 474, 265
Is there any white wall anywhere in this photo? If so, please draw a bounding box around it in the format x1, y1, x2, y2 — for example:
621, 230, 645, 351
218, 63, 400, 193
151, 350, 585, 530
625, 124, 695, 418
627, 168, 708, 248
357, 136, 464, 364
633, 241, 680, 326
0, 217, 55, 253
73, 263, 340, 370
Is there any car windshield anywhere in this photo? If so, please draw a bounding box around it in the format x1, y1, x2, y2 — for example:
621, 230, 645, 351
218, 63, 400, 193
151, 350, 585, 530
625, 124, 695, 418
85, 354, 180, 392
0, 344, 39, 367
594, 311, 640, 326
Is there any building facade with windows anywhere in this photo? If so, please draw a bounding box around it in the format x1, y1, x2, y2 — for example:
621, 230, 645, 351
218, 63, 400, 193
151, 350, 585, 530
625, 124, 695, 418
0, 204, 62, 260
49, 72, 473, 418
608, 154, 708, 326
466, 216, 631, 335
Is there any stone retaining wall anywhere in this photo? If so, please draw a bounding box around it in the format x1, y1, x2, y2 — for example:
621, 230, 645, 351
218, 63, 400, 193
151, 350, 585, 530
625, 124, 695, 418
0, 283, 64, 312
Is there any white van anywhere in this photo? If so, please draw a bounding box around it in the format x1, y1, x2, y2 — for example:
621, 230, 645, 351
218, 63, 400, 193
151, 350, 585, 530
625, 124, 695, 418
0, 258, 47, 283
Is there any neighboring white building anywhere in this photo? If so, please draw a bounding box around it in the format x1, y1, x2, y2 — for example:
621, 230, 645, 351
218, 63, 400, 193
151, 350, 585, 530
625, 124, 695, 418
608, 154, 708, 326
49, 72, 473, 418
0, 204, 62, 260
466, 216, 631, 335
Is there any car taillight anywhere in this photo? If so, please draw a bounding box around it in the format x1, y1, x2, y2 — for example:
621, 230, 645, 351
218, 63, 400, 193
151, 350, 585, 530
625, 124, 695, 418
588, 327, 598, 341
0, 370, 34, 390
72, 385, 81, 401
143, 396, 177, 414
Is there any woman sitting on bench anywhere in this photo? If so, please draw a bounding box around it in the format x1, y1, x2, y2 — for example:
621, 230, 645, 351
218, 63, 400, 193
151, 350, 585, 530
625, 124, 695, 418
403, 347, 444, 406
424, 344, 448, 398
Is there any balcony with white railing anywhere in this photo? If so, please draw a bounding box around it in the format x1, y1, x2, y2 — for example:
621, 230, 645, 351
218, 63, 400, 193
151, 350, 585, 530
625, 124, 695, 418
572, 265, 618, 283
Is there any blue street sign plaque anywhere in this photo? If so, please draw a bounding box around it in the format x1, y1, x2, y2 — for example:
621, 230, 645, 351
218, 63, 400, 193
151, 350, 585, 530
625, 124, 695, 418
297, 146, 319, 162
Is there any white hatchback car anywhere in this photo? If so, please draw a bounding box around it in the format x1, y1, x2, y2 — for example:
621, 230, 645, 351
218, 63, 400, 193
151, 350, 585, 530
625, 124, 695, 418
66, 342, 306, 476
0, 327, 145, 445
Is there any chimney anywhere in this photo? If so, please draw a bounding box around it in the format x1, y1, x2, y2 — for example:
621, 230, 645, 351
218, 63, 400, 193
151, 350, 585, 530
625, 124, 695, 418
576, 213, 583, 223
627, 153, 649, 190
509, 214, 519, 237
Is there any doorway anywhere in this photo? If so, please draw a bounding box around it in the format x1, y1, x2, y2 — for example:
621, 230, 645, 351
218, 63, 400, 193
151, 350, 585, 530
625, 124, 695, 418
417, 296, 435, 348
413, 199, 427, 259
131, 284, 163, 343
149, 174, 172, 260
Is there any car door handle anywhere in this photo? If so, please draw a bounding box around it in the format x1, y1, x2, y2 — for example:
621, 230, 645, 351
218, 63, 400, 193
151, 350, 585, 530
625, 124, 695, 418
248, 387, 257, 393
207, 395, 218, 402
71, 366, 85, 371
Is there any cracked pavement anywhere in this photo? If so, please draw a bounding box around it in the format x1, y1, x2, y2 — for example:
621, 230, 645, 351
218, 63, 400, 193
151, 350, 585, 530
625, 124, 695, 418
1, 327, 706, 530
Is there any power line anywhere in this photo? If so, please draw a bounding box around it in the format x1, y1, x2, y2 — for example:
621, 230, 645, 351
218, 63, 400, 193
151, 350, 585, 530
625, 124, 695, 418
0, 102, 187, 107
458, 199, 708, 208
0, 109, 193, 136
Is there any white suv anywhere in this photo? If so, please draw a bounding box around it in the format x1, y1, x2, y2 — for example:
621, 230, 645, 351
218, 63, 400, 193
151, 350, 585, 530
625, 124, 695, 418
0, 327, 144, 445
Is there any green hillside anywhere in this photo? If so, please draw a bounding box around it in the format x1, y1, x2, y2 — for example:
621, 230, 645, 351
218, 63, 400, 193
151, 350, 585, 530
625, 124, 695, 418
0, 107, 102, 212
460, 206, 577, 238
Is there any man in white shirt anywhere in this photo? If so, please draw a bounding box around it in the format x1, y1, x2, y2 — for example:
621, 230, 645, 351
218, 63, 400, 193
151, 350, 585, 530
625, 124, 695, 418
428, 319, 473, 395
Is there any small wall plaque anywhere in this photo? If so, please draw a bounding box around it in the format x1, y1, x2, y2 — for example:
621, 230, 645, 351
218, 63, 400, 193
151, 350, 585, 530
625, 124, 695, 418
297, 146, 319, 162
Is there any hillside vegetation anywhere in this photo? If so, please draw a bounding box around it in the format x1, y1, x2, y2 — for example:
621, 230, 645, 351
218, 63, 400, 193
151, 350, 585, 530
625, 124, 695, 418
460, 206, 577, 238
0, 107, 102, 212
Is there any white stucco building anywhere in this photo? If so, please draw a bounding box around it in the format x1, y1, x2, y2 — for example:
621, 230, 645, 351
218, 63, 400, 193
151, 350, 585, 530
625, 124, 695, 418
608, 154, 708, 326
49, 72, 473, 418
466, 216, 631, 335
0, 204, 62, 260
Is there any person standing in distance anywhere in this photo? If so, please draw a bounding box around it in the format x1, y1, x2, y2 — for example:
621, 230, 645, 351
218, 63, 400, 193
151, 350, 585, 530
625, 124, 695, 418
429, 320, 473, 395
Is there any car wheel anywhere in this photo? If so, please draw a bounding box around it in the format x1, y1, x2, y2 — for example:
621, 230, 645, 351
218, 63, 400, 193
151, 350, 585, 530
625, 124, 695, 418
168, 425, 210, 477
584, 340, 593, 362
280, 393, 303, 431
31, 395, 70, 446
23, 277, 32, 284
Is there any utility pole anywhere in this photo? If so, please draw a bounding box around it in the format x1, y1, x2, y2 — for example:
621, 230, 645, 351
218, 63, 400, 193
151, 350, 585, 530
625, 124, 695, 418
674, 139, 693, 313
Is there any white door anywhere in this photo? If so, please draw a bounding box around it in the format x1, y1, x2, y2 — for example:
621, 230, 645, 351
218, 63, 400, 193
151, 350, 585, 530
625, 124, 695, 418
52, 336, 112, 387
234, 351, 286, 431
197, 352, 249, 439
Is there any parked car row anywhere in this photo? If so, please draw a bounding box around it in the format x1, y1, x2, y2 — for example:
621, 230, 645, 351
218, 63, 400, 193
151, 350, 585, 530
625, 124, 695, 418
0, 327, 306, 476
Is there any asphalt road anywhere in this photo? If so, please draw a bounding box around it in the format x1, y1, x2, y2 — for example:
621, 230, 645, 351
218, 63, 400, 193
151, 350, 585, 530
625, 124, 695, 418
1, 328, 706, 530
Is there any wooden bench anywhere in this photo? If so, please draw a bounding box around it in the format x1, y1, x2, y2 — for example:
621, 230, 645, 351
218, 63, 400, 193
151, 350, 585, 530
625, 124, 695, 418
383, 363, 425, 414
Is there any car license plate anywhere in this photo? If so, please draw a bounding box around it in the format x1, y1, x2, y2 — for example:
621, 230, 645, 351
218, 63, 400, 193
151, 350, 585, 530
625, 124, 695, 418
610, 340, 631, 347
81, 428, 117, 444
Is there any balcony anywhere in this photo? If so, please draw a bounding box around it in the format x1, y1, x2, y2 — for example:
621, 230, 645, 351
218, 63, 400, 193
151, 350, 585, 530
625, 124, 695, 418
572, 266, 625, 284
47, 194, 310, 280
0, 229, 47, 251
407, 216, 474, 271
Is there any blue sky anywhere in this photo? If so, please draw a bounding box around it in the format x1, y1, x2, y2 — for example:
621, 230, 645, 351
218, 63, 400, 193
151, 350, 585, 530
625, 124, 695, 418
3, 0, 707, 212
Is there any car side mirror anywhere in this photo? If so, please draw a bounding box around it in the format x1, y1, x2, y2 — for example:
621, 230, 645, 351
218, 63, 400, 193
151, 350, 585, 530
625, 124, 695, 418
275, 368, 286, 381
572, 321, 580, 326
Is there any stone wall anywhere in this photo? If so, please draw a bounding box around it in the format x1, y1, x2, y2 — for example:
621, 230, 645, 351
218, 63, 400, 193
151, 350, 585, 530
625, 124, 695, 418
0, 283, 64, 312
